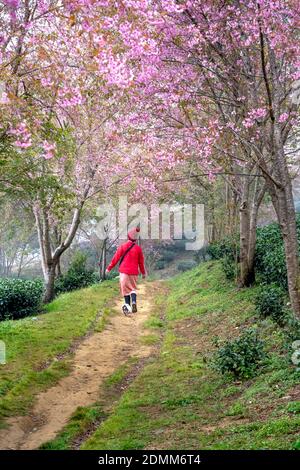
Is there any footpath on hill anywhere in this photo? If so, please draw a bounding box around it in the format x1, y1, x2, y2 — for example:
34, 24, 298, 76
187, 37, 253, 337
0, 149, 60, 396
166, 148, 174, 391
1, 262, 299, 450
0, 281, 163, 450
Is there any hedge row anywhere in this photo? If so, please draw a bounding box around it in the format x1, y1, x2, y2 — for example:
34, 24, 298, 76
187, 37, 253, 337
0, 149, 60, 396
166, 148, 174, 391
0, 278, 44, 321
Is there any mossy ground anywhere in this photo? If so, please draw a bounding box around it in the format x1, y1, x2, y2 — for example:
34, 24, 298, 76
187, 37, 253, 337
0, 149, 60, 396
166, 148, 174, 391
81, 262, 300, 450
2, 263, 299, 450
0, 281, 118, 425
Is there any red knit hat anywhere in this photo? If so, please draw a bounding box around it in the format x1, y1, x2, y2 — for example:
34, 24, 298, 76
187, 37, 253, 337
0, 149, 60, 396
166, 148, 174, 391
128, 226, 140, 241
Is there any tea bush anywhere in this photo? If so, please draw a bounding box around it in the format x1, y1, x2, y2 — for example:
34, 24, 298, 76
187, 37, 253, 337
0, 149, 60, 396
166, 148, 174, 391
213, 329, 266, 379
55, 252, 96, 295
255, 223, 287, 289
207, 236, 238, 261
0, 278, 44, 321
255, 284, 287, 326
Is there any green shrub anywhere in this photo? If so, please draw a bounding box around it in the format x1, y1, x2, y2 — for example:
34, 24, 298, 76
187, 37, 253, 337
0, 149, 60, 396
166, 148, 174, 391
55, 252, 95, 295
162, 240, 187, 252
160, 251, 176, 263
177, 261, 197, 272
283, 316, 300, 348
255, 223, 287, 289
255, 284, 287, 326
255, 215, 300, 289
221, 255, 236, 280
293, 440, 300, 450
91, 271, 100, 283
194, 246, 210, 263
207, 216, 300, 290
207, 236, 238, 261
207, 237, 238, 279
287, 402, 300, 414
0, 278, 44, 321
212, 329, 267, 379
155, 260, 166, 270
102, 270, 118, 281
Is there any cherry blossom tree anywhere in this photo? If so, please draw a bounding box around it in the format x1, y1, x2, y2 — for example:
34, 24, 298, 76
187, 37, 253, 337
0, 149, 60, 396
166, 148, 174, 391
1, 0, 300, 313
111, 0, 300, 314
0, 0, 136, 300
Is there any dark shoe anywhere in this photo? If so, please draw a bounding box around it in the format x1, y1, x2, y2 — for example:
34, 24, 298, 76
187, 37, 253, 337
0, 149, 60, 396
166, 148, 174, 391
122, 304, 130, 315
132, 303, 137, 313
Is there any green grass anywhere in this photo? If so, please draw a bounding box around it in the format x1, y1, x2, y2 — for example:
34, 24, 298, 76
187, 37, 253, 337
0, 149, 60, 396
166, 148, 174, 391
39, 356, 142, 450
140, 334, 160, 346
81, 262, 300, 450
39, 404, 107, 450
3, 262, 299, 450
104, 357, 140, 389
0, 281, 118, 424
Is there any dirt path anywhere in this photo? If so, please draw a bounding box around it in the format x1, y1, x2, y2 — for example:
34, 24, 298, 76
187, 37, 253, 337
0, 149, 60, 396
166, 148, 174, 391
0, 282, 159, 450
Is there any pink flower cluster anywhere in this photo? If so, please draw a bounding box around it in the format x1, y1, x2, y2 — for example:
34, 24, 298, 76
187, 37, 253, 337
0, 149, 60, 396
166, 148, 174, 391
10, 123, 32, 149
42, 141, 56, 160
3, 0, 19, 22
58, 87, 84, 108
278, 113, 289, 123
242, 108, 267, 128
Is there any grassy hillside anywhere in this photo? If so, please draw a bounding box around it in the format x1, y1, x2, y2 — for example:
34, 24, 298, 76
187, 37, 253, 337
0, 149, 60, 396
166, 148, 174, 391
0, 281, 118, 427
2, 262, 299, 450
77, 262, 300, 450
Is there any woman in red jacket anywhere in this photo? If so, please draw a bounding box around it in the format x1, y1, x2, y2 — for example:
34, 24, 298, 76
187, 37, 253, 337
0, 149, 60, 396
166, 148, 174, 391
106, 226, 146, 315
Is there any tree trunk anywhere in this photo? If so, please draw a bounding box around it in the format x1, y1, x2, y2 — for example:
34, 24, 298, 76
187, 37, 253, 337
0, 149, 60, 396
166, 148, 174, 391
239, 170, 266, 287
284, 190, 300, 316
43, 262, 57, 304
239, 171, 255, 287
273, 182, 300, 317
247, 178, 267, 286
17, 245, 26, 278
0, 247, 4, 276
270, 117, 300, 316
99, 238, 107, 280
247, 203, 259, 286
33, 202, 83, 304
264, 154, 300, 316
264, 41, 300, 316
239, 206, 253, 286
56, 258, 62, 278
282, 224, 300, 317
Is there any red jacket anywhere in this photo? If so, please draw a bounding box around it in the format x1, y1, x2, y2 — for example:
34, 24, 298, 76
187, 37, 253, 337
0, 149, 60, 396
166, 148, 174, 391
106, 241, 146, 276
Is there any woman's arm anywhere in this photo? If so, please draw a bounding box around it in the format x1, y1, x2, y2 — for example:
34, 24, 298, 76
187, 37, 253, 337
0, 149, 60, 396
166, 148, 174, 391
106, 245, 124, 272
138, 247, 146, 276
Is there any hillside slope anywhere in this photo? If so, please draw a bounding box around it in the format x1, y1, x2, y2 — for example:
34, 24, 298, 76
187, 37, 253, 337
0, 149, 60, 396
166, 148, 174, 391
0, 282, 118, 444
80, 262, 300, 450
0, 279, 165, 450
1, 262, 299, 450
